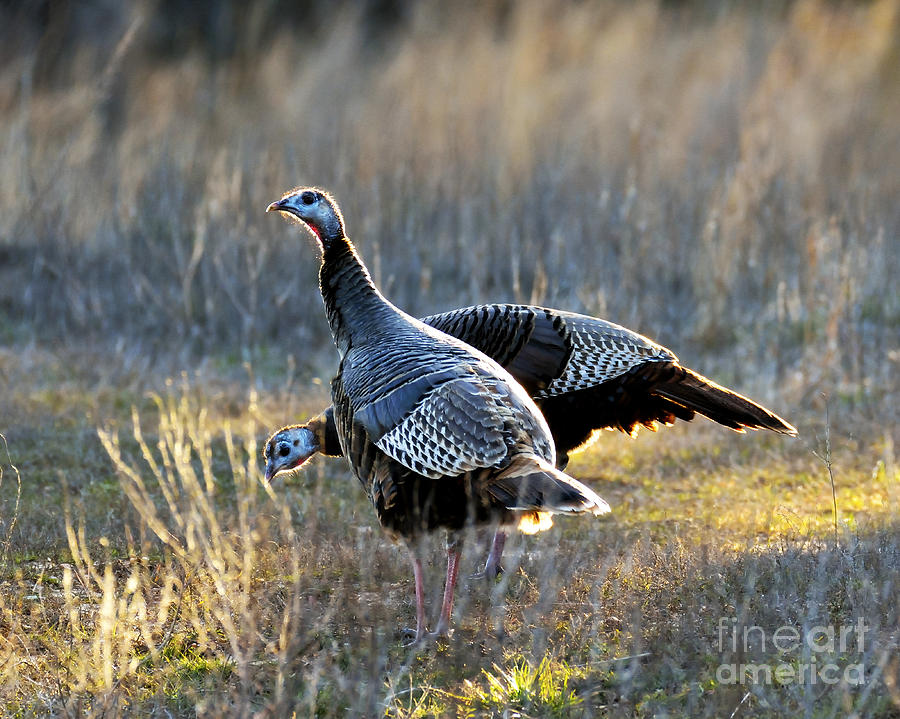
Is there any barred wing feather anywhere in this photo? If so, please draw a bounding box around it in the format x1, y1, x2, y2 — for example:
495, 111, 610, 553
341, 343, 555, 480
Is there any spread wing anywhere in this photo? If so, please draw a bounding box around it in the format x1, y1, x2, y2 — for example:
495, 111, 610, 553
534, 313, 795, 458
423, 306, 794, 462
533, 310, 675, 397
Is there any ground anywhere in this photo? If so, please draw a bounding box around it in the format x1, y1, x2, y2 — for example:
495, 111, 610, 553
0, 346, 896, 718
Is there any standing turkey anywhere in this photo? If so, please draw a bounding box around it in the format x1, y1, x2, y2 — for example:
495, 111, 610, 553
265, 303, 796, 577
266, 187, 610, 641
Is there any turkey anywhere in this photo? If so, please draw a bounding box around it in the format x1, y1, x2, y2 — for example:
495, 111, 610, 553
266, 187, 610, 642
265, 303, 797, 577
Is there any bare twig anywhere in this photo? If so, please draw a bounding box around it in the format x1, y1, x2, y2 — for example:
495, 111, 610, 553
729, 690, 751, 719
0, 432, 22, 567
811, 395, 839, 546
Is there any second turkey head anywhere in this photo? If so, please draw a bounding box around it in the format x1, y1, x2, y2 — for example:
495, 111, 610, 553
263, 425, 319, 481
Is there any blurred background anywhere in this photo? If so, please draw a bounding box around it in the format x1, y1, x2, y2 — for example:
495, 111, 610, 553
2, 0, 897, 418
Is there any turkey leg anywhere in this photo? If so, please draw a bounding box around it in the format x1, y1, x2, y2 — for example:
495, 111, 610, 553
429, 535, 463, 637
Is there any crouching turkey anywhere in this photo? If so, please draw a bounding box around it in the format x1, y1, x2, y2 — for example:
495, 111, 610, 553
266, 187, 610, 642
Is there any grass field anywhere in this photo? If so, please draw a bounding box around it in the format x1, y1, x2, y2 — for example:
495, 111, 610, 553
1, 347, 897, 717
1, 1, 899, 716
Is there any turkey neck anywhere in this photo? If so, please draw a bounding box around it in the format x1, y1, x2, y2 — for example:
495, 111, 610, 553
319, 236, 398, 357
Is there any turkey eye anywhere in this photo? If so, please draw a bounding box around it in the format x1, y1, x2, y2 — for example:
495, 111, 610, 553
279, 445, 291, 457
300, 191, 316, 205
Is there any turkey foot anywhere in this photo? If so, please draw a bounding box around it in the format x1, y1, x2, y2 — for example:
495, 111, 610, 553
470, 530, 506, 581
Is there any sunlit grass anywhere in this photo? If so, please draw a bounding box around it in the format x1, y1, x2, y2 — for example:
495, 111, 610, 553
0, 369, 897, 716
469, 655, 583, 715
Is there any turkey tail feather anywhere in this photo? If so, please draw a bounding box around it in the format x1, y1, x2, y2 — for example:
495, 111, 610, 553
487, 455, 612, 518
654, 367, 797, 435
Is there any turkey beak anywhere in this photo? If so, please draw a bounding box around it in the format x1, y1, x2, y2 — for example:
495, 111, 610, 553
264, 462, 277, 482
266, 199, 285, 213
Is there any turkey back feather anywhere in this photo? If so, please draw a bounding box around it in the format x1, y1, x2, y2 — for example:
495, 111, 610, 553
424, 305, 573, 395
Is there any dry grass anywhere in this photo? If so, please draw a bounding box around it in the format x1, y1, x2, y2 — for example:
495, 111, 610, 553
1, 369, 898, 717
1, 0, 899, 716
2, 1, 898, 398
